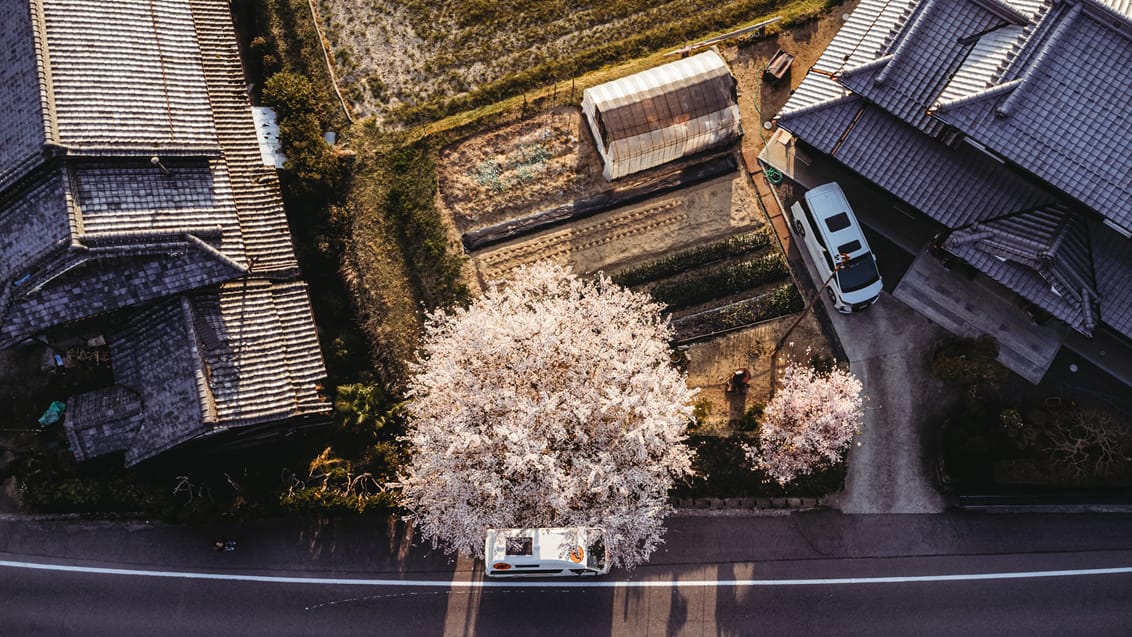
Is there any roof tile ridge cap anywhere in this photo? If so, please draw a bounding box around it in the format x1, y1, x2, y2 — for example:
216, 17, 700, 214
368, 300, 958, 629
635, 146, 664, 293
778, 94, 861, 121
28, 0, 60, 145
183, 232, 249, 276
838, 54, 896, 81
970, 0, 1033, 25
181, 294, 220, 424
1079, 0, 1132, 30
874, 0, 941, 86
934, 78, 1022, 113
997, 2, 1083, 117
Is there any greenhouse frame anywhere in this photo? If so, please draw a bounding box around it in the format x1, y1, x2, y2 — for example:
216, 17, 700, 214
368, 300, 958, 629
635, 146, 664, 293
582, 49, 743, 180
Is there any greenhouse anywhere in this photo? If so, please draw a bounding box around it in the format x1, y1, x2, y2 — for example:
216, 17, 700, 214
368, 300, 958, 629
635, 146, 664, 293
582, 49, 742, 180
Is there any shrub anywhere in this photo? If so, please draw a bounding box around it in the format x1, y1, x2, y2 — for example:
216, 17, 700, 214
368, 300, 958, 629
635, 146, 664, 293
931, 336, 1007, 390
672, 284, 803, 340
647, 254, 789, 309
612, 231, 773, 287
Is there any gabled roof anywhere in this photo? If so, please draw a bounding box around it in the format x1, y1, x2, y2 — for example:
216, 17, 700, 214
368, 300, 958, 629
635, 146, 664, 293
780, 96, 1056, 227
839, 0, 1030, 134
2, 0, 333, 464
935, 0, 1132, 235
943, 205, 1099, 335
776, 0, 1132, 341
581, 49, 742, 180
73, 279, 330, 467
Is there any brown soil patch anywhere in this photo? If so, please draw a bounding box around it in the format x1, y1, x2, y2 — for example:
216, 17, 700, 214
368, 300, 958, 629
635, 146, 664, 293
431, 8, 857, 430
439, 106, 607, 234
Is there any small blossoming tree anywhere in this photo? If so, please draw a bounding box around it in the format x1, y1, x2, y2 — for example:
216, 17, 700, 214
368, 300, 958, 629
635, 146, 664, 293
747, 361, 864, 485
400, 262, 696, 568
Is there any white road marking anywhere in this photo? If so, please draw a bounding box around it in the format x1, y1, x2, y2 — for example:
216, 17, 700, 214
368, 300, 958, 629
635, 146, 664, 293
1, 559, 1131, 587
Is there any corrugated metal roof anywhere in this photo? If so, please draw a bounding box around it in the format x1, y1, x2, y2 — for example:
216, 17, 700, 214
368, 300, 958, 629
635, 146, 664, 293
937, 2, 1132, 235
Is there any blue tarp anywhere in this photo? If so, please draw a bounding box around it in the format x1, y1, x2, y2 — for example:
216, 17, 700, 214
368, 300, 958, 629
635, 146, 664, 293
38, 401, 66, 426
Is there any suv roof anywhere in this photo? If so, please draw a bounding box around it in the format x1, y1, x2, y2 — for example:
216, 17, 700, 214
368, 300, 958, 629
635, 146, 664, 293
804, 183, 870, 260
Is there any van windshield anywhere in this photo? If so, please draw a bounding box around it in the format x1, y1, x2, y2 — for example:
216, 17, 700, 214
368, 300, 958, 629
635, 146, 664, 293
837, 253, 881, 292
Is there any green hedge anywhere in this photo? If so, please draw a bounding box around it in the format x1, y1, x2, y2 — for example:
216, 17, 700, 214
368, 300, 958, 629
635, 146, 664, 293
648, 253, 789, 309
612, 230, 773, 287
673, 283, 802, 340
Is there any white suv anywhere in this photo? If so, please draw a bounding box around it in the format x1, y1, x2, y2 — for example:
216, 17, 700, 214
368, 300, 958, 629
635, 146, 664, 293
788, 182, 882, 313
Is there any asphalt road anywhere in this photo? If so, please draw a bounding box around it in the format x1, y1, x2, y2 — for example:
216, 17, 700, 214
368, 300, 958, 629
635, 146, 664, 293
2, 511, 1131, 635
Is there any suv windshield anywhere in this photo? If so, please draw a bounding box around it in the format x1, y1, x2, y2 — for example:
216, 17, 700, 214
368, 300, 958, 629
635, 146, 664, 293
837, 253, 881, 292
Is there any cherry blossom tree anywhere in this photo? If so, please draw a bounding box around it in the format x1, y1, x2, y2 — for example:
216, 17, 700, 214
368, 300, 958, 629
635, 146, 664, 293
399, 262, 696, 568
747, 361, 864, 485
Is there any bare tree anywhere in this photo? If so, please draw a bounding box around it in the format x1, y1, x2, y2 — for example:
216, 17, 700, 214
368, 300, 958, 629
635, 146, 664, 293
1046, 408, 1132, 481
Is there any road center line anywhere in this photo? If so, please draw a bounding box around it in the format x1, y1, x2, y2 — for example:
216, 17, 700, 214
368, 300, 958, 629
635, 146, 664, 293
2, 560, 1131, 587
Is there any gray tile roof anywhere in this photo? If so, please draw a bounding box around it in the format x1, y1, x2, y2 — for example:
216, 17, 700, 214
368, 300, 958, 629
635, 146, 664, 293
41, 0, 219, 153
943, 205, 1099, 335
0, 170, 70, 286
190, 0, 299, 275
840, 0, 1030, 135
1, 0, 331, 464
70, 279, 331, 467
64, 385, 143, 462
1093, 221, 1132, 338
0, 0, 48, 187
779, 98, 1056, 227
935, 0, 1132, 235
777, 0, 1132, 342
111, 297, 214, 466
0, 234, 246, 347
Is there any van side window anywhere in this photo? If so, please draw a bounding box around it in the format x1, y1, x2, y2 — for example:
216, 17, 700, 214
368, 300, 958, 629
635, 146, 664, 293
798, 204, 829, 251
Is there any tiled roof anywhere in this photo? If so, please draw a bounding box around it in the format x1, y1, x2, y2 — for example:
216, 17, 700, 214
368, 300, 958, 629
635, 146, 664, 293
72, 158, 247, 263
781, 0, 919, 115
935, 1, 1051, 106
0, 234, 246, 347
839, 0, 1030, 135
779, 99, 1056, 227
777, 0, 1132, 342
943, 205, 1099, 335
0, 0, 48, 186
112, 297, 214, 466
64, 385, 143, 462
935, 0, 1132, 235
72, 279, 331, 467
40, 0, 219, 152
0, 170, 70, 285
1, 0, 331, 464
190, 0, 299, 275
1093, 222, 1132, 338
191, 279, 329, 427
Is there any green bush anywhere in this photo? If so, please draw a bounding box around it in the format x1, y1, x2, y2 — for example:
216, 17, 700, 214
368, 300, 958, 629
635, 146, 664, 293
647, 254, 789, 309
673, 284, 803, 340
612, 230, 773, 287
932, 336, 1007, 389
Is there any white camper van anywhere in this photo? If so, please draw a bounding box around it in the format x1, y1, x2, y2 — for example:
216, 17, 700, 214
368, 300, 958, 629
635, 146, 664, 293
788, 182, 883, 313
484, 527, 611, 577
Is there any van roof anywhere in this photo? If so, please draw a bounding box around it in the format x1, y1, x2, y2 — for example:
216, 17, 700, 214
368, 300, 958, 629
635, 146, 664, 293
803, 183, 869, 258
486, 527, 593, 565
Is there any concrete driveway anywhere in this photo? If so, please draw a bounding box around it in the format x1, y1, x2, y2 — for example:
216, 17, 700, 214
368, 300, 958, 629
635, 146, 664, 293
820, 291, 949, 513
